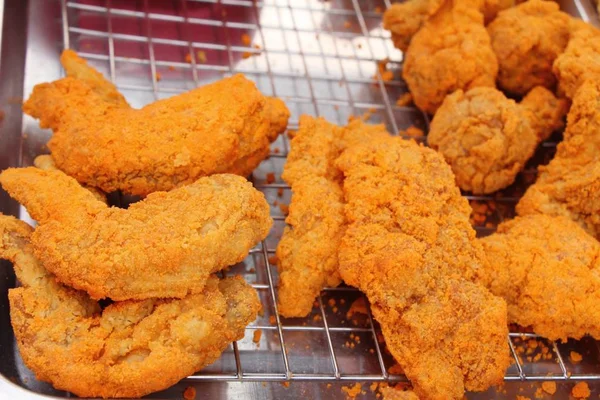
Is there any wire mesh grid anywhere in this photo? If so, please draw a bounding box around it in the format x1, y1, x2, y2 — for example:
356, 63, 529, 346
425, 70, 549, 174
59, 0, 600, 387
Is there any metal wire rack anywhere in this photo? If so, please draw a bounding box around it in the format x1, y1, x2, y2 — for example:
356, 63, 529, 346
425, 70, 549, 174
57, 0, 600, 394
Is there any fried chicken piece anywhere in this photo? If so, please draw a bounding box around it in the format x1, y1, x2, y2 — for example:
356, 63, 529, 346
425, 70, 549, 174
276, 116, 389, 317
0, 214, 259, 398
517, 80, 600, 237
487, 0, 571, 95
383, 0, 513, 52
60, 49, 129, 107
33, 154, 107, 203
402, 1, 498, 114
553, 23, 600, 99
24, 71, 289, 196
428, 86, 567, 194
0, 167, 271, 300
336, 137, 509, 400
478, 214, 600, 341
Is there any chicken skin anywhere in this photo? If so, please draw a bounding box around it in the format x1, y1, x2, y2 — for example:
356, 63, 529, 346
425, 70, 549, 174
24, 58, 290, 196
428, 86, 568, 194
276, 116, 389, 317
402, 1, 498, 114
336, 137, 509, 400
478, 214, 600, 341
0, 214, 260, 399
517, 80, 600, 237
487, 0, 571, 95
0, 167, 271, 300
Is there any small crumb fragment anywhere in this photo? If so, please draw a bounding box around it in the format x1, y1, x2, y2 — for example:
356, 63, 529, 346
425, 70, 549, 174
327, 383, 332, 389
269, 315, 276, 324
343, 21, 352, 29
277, 188, 284, 197
155, 72, 161, 82
375, 6, 383, 13
388, 364, 404, 375
341, 383, 362, 398
279, 203, 289, 215
370, 382, 378, 392
196, 50, 207, 63
281, 381, 290, 388
183, 386, 196, 400
257, 305, 263, 317
253, 329, 262, 345
541, 381, 556, 395
571, 382, 590, 399
346, 297, 368, 319
268, 255, 278, 266
242, 52, 252, 59
570, 351, 583, 363
374, 58, 393, 82
241, 33, 252, 46
313, 314, 322, 322
262, 382, 267, 387
185, 53, 192, 63
273, 147, 280, 154
168, 65, 176, 71
328, 298, 336, 307
266, 172, 275, 184
396, 93, 413, 107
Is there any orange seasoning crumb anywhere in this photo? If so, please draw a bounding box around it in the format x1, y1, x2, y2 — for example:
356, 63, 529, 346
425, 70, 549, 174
570, 351, 583, 363
341, 383, 362, 399
242, 52, 252, 59
277, 188, 284, 197
268, 255, 278, 266
343, 21, 352, 29
241, 33, 252, 46
155, 72, 161, 82
273, 147, 281, 154
185, 53, 192, 63
196, 50, 207, 63
281, 381, 290, 388
571, 382, 590, 399
516, 396, 531, 400
373, 58, 392, 82
253, 329, 262, 344
168, 65, 176, 71
388, 364, 404, 375
375, 6, 383, 13
396, 92, 413, 107
541, 381, 557, 395
266, 172, 276, 184
346, 297, 368, 319
279, 203, 289, 215
328, 298, 336, 307
183, 386, 196, 400
269, 315, 276, 324
313, 314, 322, 322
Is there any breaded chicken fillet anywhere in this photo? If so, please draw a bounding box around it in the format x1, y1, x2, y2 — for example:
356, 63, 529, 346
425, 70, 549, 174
0, 167, 271, 300
0, 214, 260, 398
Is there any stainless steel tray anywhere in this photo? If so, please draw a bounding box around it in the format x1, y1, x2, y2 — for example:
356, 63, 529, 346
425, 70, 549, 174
1, 0, 600, 398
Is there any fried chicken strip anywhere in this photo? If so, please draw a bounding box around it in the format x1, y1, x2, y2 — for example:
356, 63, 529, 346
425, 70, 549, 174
428, 86, 568, 194
0, 167, 271, 300
0, 214, 259, 398
517, 80, 600, 237
402, 1, 498, 114
336, 137, 509, 400
487, 0, 571, 95
478, 214, 600, 341
60, 49, 129, 107
276, 116, 389, 317
24, 68, 289, 195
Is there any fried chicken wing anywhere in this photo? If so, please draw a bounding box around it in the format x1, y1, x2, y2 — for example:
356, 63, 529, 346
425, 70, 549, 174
276, 116, 389, 317
428, 86, 567, 194
336, 137, 509, 400
0, 167, 271, 300
60, 49, 129, 107
487, 0, 571, 95
553, 23, 600, 99
383, 0, 513, 52
517, 80, 600, 237
24, 64, 290, 195
478, 214, 600, 341
0, 214, 259, 398
402, 1, 498, 114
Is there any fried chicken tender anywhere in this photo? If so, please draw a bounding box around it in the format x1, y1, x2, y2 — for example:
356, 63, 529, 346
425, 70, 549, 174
402, 1, 498, 114
383, 0, 513, 52
24, 70, 289, 196
517, 80, 600, 237
276, 117, 389, 317
428, 86, 568, 194
487, 0, 571, 95
478, 214, 600, 341
60, 49, 129, 107
0, 167, 271, 300
553, 23, 600, 99
336, 137, 509, 400
0, 214, 259, 398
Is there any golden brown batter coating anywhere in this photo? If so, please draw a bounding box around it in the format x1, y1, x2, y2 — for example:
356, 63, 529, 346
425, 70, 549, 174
336, 137, 509, 400
0, 214, 259, 399
479, 214, 600, 341
0, 167, 271, 300
402, 1, 498, 114
553, 23, 600, 99
428, 86, 567, 194
517, 80, 600, 237
276, 116, 389, 317
487, 0, 571, 95
24, 71, 289, 196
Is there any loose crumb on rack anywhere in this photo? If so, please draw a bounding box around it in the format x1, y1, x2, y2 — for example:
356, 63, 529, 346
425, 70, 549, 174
196, 50, 207, 63
343, 21, 352, 29
570, 351, 583, 363
242, 52, 252, 59
268, 255, 278, 266
341, 383, 363, 398
374, 58, 393, 82
313, 314, 322, 322
155, 73, 161, 82
541, 381, 557, 395
516, 396, 530, 400
346, 297, 368, 320
241, 33, 252, 46
374, 6, 383, 14
279, 203, 289, 215
281, 381, 290, 388
266, 172, 276, 184
269, 315, 276, 325
273, 147, 281, 154
571, 382, 590, 399
183, 386, 196, 400
185, 53, 192, 63
395, 93, 413, 107
168, 65, 176, 71
277, 187, 285, 197
253, 329, 262, 345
